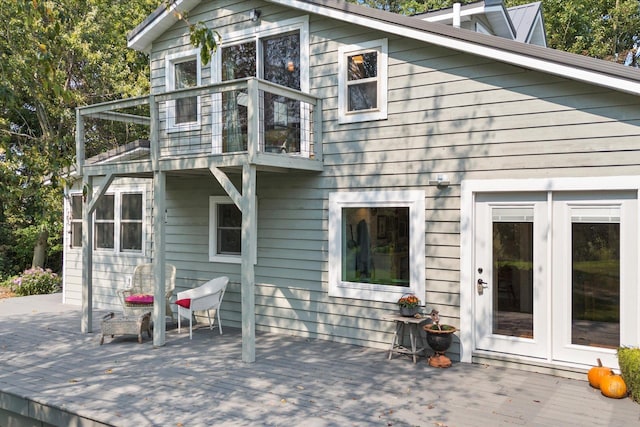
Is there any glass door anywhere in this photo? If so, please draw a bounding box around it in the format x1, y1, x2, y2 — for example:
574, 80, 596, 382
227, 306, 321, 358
474, 193, 548, 358
261, 31, 301, 153
551, 193, 638, 368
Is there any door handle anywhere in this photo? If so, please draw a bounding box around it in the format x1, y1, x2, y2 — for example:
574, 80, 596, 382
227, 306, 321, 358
477, 279, 488, 295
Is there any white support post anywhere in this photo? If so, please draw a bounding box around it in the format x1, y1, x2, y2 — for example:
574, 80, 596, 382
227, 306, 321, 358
76, 109, 85, 177
241, 163, 257, 363
81, 175, 93, 333
153, 171, 167, 346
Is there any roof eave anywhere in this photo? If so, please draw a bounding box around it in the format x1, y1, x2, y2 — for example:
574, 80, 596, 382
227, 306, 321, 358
275, 0, 640, 96
127, 0, 201, 52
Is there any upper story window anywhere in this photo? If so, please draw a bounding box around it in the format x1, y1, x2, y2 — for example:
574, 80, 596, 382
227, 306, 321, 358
166, 49, 201, 131
212, 16, 309, 154
328, 190, 424, 303
338, 39, 388, 124
209, 196, 242, 263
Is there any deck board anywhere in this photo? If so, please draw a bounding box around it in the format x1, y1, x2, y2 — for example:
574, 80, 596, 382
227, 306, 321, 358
0, 295, 639, 426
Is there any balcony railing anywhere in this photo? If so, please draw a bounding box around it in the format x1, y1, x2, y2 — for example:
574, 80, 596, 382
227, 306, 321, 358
76, 78, 322, 175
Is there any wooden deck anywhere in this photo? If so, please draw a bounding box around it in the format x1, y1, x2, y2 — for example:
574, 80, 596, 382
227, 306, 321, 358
1, 294, 639, 426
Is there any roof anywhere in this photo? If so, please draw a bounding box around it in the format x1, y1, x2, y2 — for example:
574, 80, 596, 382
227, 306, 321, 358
418, 0, 516, 41
417, 0, 546, 46
127, 0, 640, 96
508, 2, 545, 45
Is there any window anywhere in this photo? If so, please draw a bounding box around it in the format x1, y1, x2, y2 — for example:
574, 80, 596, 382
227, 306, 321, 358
166, 50, 201, 130
338, 39, 388, 124
69, 194, 83, 248
211, 16, 309, 154
328, 190, 425, 302
95, 195, 115, 249
120, 193, 143, 251
209, 196, 242, 263
93, 192, 144, 253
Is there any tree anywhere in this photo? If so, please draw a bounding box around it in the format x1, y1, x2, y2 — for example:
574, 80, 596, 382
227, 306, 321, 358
0, 0, 157, 277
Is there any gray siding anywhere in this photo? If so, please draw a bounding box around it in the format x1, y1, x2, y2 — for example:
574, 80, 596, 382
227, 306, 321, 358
63, 177, 154, 310
65, 1, 640, 361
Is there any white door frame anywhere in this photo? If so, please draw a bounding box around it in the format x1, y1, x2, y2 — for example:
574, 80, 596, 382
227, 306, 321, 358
460, 176, 640, 367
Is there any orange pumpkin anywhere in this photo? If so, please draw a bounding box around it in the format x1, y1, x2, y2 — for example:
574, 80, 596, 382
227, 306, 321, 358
600, 374, 627, 399
588, 358, 611, 389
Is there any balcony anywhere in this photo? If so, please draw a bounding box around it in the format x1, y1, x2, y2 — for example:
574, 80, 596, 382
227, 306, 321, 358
75, 77, 323, 177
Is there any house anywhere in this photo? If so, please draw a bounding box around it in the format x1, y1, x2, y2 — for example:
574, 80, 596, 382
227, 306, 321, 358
65, 0, 640, 376
417, 0, 547, 46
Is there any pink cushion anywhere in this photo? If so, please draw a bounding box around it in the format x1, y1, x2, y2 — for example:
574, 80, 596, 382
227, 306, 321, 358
124, 294, 153, 305
175, 298, 191, 309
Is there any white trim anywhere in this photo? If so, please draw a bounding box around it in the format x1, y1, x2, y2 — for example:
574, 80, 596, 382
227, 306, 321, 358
165, 49, 202, 132
337, 38, 388, 124
90, 188, 146, 256
328, 190, 425, 303
209, 196, 242, 264
460, 176, 640, 366
268, 0, 640, 96
127, 0, 201, 52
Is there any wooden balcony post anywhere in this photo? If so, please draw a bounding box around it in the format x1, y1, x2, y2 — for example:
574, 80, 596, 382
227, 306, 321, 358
247, 78, 260, 161
150, 95, 159, 171
76, 109, 85, 176
313, 98, 323, 162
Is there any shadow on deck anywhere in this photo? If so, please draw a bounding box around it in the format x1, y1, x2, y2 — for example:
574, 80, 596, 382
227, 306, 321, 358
0, 295, 638, 426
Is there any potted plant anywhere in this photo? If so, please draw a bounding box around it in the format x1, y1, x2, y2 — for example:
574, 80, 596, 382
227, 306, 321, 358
424, 309, 457, 368
397, 294, 420, 317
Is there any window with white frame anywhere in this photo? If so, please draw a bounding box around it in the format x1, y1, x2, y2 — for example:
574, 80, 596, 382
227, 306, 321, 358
211, 16, 310, 154
95, 195, 115, 249
338, 39, 388, 124
209, 196, 242, 263
120, 193, 143, 251
92, 191, 144, 253
328, 190, 425, 302
69, 194, 83, 248
166, 49, 201, 131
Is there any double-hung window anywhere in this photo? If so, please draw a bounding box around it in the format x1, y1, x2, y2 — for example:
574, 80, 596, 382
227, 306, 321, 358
328, 190, 425, 302
69, 194, 83, 248
209, 196, 242, 263
166, 49, 201, 131
120, 193, 143, 251
95, 195, 115, 250
90, 192, 144, 253
338, 39, 388, 124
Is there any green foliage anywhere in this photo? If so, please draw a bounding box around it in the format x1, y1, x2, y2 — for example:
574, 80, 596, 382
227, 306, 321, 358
0, 0, 157, 277
163, 2, 220, 65
189, 22, 221, 66
618, 347, 640, 403
6, 267, 61, 296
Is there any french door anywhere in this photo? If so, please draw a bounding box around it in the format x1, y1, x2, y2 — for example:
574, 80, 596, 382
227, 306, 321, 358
474, 193, 549, 358
474, 191, 638, 368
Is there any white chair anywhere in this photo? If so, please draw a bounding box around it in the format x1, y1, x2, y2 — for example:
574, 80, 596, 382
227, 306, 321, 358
176, 276, 229, 339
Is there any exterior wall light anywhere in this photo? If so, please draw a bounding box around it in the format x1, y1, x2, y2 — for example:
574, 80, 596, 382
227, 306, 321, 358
250, 9, 261, 22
